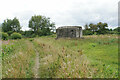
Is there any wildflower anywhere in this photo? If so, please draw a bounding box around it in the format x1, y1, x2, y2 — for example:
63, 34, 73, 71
78, 76, 81, 78
5, 71, 8, 75
63, 62, 66, 65
11, 68, 14, 70
8, 69, 11, 72
68, 61, 70, 64
65, 72, 68, 75
72, 69, 74, 72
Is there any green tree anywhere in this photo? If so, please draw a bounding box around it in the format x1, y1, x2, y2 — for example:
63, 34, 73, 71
2, 17, 21, 32
97, 22, 108, 34
12, 17, 21, 32
83, 24, 93, 35
28, 15, 55, 36
83, 30, 93, 35
114, 27, 120, 32
89, 23, 97, 34
1, 32, 8, 40
84, 24, 89, 30
11, 32, 22, 39
2, 19, 12, 32
113, 27, 120, 34
0, 24, 2, 32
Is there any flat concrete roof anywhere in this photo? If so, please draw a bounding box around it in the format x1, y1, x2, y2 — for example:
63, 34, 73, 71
57, 26, 82, 29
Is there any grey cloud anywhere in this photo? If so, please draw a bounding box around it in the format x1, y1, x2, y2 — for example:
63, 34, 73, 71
7, 0, 119, 30
55, 1, 118, 29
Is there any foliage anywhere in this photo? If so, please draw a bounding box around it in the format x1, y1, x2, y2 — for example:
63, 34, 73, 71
2, 44, 14, 57
23, 30, 35, 38
2, 35, 118, 78
2, 39, 36, 78
0, 24, 2, 32
2, 19, 12, 32
113, 27, 120, 32
28, 15, 55, 36
1, 32, 8, 40
83, 22, 118, 35
83, 30, 93, 35
84, 24, 89, 30
11, 32, 22, 39
97, 22, 108, 34
7, 31, 14, 36
19, 30, 25, 35
113, 27, 120, 34
2, 17, 21, 32
33, 35, 118, 78
89, 23, 97, 34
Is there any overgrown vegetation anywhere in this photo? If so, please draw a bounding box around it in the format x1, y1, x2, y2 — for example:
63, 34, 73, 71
0, 15, 119, 78
1, 35, 118, 78
2, 17, 21, 32
2, 39, 36, 78
83, 22, 119, 35
1, 15, 119, 39
28, 15, 55, 36
1, 15, 55, 39
11, 32, 22, 39
1, 32, 8, 40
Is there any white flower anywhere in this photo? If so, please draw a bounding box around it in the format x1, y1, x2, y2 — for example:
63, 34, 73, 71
8, 69, 11, 72
68, 61, 70, 64
6, 71, 8, 75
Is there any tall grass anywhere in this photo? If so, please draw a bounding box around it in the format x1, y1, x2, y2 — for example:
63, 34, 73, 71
1, 34, 118, 78
2, 39, 36, 78
32, 34, 118, 78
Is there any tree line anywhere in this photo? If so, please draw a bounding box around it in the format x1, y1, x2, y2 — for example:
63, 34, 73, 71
1, 15, 55, 39
83, 22, 119, 35
1, 15, 119, 40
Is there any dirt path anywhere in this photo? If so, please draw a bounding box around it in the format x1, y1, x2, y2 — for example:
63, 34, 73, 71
33, 48, 40, 78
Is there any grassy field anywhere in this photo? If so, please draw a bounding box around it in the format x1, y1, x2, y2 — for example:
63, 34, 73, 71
1, 34, 118, 78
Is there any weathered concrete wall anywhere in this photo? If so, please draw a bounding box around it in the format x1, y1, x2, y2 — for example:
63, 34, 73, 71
56, 26, 82, 38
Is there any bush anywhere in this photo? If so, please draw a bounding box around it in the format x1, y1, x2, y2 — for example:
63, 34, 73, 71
11, 32, 22, 39
1, 32, 8, 40
31, 34, 36, 38
29, 38, 34, 42
83, 30, 93, 35
19, 31, 25, 35
7, 31, 13, 36
24, 31, 34, 38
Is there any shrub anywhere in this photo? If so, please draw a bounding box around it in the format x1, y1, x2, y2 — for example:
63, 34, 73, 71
11, 32, 22, 39
29, 38, 34, 42
83, 30, 93, 35
2, 32, 8, 40
7, 31, 13, 36
24, 31, 34, 38
31, 34, 36, 38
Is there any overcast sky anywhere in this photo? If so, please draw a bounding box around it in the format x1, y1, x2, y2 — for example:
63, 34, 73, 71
0, 0, 119, 30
